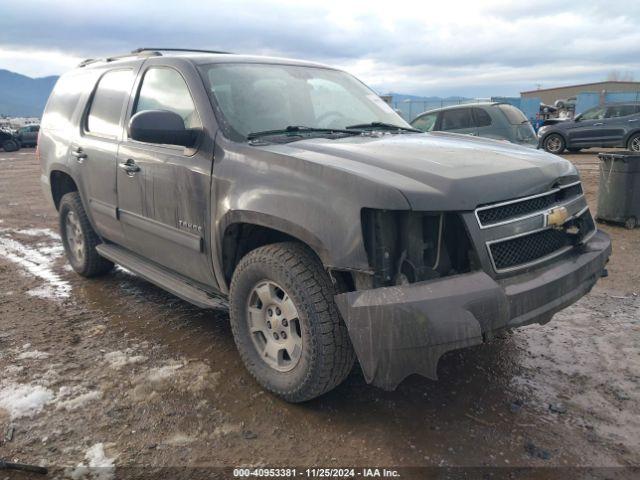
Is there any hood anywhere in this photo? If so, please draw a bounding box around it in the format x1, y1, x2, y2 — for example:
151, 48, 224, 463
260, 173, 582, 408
257, 132, 578, 211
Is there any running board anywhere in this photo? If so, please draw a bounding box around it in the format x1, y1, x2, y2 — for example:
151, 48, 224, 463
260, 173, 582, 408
96, 244, 228, 310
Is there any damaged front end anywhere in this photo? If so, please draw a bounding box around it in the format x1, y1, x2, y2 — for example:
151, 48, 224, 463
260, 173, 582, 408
335, 195, 611, 390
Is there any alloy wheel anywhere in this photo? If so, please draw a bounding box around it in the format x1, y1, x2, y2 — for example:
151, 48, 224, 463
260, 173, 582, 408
246, 280, 303, 372
65, 210, 85, 264
545, 135, 563, 153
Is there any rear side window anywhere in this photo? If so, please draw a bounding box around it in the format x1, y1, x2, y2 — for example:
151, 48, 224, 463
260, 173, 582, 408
134, 68, 201, 129
606, 105, 637, 118
497, 104, 527, 124
41, 73, 90, 130
86, 69, 134, 137
412, 112, 438, 132
473, 108, 492, 127
441, 108, 473, 130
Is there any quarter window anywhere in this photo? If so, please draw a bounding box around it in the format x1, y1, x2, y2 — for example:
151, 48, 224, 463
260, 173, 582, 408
440, 108, 473, 130
86, 69, 134, 137
134, 68, 201, 129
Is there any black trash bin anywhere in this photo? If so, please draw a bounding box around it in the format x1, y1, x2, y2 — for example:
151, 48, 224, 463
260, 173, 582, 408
596, 151, 640, 229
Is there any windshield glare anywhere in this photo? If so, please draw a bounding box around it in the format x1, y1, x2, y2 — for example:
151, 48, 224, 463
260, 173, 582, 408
200, 63, 411, 140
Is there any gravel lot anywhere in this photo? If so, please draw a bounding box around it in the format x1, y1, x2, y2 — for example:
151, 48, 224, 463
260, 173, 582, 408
0, 148, 638, 477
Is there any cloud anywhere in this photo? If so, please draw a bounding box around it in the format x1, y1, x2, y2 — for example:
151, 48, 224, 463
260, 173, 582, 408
0, 0, 638, 96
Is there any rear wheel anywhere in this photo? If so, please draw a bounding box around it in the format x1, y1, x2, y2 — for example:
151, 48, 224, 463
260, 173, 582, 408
627, 133, 640, 152
2, 139, 19, 152
543, 133, 566, 154
59, 192, 114, 277
229, 242, 355, 402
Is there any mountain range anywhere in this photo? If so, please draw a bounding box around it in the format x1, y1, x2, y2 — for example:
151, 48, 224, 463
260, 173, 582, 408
0, 69, 59, 117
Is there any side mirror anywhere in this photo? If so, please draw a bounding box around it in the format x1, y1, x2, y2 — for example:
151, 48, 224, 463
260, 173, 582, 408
573, 114, 581, 122
128, 110, 197, 147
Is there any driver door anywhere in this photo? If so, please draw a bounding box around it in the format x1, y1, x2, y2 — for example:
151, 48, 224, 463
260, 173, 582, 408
116, 62, 216, 286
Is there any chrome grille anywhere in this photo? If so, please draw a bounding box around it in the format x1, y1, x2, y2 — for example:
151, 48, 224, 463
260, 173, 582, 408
476, 182, 583, 228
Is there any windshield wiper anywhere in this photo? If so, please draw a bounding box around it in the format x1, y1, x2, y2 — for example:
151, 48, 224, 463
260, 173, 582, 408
345, 122, 421, 133
247, 125, 360, 140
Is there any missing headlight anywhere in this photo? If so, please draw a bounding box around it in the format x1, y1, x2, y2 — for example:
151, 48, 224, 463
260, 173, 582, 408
361, 209, 476, 288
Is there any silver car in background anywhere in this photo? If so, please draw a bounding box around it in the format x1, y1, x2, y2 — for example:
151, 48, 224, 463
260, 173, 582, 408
411, 102, 538, 147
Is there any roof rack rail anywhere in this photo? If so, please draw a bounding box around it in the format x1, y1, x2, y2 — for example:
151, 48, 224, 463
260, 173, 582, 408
77, 50, 161, 68
131, 47, 231, 55
77, 48, 230, 68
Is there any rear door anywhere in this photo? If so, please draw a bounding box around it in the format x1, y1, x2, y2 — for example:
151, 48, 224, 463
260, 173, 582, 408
439, 107, 478, 136
116, 59, 217, 286
75, 68, 137, 244
604, 105, 638, 145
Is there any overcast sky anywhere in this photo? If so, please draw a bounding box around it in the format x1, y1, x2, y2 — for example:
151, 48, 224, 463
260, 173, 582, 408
1, 0, 638, 97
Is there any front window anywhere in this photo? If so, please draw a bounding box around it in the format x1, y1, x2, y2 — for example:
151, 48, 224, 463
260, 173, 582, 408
412, 112, 438, 132
199, 63, 411, 140
580, 107, 606, 121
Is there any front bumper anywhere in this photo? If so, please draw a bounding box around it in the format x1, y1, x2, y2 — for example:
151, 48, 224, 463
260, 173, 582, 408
334, 230, 611, 390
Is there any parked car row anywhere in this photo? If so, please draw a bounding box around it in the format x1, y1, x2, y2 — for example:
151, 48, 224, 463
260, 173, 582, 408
0, 124, 39, 151
409, 101, 640, 155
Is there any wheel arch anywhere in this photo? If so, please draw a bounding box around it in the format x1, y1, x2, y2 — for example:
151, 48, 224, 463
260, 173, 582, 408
623, 129, 640, 148
218, 210, 332, 289
50, 169, 79, 210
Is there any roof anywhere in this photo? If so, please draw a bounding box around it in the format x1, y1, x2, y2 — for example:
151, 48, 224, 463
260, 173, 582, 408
413, 101, 506, 117
77, 48, 334, 70
521, 81, 640, 95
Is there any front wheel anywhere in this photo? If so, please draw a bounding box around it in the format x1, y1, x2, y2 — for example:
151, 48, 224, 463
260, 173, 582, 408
229, 242, 355, 402
59, 192, 114, 277
627, 133, 640, 152
2, 139, 19, 152
542, 133, 566, 154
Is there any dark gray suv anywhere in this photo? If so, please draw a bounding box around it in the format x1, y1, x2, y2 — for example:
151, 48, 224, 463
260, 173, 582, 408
539, 102, 640, 154
39, 49, 610, 402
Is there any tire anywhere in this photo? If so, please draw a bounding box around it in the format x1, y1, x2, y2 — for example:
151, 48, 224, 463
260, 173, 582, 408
567, 147, 581, 153
59, 192, 114, 277
542, 133, 566, 154
2, 139, 19, 152
625, 217, 638, 230
229, 242, 355, 402
627, 133, 640, 152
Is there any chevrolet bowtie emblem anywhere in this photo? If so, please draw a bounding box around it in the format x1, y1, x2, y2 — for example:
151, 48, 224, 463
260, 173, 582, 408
546, 206, 569, 228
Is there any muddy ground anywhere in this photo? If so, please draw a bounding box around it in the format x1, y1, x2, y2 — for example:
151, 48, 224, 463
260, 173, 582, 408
0, 148, 638, 477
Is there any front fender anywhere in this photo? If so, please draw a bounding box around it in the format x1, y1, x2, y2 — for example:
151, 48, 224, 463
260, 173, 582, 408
210, 136, 410, 291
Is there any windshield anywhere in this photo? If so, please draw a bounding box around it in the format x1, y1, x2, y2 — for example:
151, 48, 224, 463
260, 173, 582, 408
199, 63, 411, 140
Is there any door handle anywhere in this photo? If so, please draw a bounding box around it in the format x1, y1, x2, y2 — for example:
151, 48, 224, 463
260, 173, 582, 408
593, 122, 604, 126
119, 159, 140, 175
71, 147, 87, 161
629, 119, 638, 123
